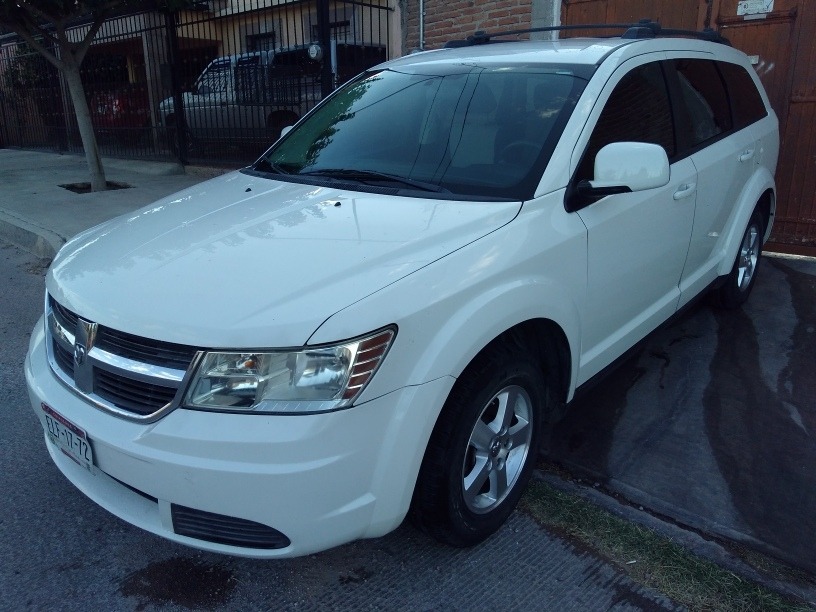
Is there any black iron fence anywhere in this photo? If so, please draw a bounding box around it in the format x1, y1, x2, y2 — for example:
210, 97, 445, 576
0, 0, 393, 165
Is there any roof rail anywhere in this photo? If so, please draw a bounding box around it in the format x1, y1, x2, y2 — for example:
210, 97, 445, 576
444, 19, 731, 48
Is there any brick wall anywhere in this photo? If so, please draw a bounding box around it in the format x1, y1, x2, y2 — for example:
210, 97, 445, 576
405, 0, 534, 52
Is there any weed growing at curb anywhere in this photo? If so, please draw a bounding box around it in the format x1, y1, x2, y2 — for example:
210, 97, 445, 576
519, 480, 811, 611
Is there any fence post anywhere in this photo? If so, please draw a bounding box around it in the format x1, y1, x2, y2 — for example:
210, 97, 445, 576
316, 0, 334, 98
164, 10, 188, 164
0, 91, 8, 148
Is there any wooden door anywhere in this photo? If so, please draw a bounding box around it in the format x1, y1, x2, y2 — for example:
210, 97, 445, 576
710, 0, 815, 254
561, 0, 816, 254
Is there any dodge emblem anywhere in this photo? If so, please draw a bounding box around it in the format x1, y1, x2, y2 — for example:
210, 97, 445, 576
73, 318, 98, 392
73, 342, 87, 366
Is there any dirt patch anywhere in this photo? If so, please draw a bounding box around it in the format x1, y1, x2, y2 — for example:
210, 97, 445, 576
119, 557, 237, 610
59, 181, 131, 194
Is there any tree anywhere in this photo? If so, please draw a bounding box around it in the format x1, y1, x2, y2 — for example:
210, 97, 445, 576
0, 1, 124, 191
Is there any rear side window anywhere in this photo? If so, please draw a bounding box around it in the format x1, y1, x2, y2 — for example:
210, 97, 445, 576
576, 61, 674, 182
717, 61, 768, 129
672, 59, 732, 148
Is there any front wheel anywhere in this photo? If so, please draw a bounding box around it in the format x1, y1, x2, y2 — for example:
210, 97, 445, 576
711, 208, 764, 309
411, 333, 549, 547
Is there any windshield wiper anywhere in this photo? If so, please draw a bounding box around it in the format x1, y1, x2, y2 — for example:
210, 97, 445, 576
299, 168, 449, 193
254, 158, 289, 175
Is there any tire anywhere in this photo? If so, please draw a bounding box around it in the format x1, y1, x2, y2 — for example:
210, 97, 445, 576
711, 208, 764, 309
411, 331, 549, 547
164, 125, 200, 160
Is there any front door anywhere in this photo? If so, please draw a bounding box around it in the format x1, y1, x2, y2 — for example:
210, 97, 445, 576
572, 59, 697, 383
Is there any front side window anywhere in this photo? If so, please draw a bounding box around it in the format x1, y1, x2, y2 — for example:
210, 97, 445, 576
576, 61, 674, 183
256, 66, 587, 200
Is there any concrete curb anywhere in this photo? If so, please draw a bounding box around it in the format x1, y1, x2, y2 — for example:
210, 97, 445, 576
100, 157, 185, 177
0, 151, 232, 260
0, 208, 64, 260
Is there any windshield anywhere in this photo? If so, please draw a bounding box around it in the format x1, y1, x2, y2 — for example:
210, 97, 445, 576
196, 62, 232, 95
255, 66, 586, 200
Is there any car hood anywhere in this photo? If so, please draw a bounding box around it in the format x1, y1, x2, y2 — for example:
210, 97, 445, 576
47, 172, 521, 348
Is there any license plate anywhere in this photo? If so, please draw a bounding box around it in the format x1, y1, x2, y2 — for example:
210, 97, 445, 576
41, 403, 94, 472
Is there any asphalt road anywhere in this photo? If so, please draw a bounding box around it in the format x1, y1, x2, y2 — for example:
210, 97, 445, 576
0, 240, 678, 611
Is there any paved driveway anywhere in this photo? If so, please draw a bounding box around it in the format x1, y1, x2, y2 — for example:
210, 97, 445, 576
547, 254, 816, 573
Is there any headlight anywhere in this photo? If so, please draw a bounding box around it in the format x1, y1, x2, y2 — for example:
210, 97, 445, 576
183, 327, 395, 414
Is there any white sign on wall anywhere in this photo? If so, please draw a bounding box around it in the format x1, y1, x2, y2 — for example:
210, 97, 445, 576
737, 0, 774, 16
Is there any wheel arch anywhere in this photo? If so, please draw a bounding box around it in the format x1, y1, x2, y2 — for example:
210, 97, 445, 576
317, 284, 581, 540
407, 317, 570, 545
717, 167, 776, 278
756, 187, 775, 243
467, 318, 572, 407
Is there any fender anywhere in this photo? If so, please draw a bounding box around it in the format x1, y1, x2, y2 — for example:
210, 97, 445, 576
308, 193, 587, 536
716, 166, 776, 278
308, 190, 587, 402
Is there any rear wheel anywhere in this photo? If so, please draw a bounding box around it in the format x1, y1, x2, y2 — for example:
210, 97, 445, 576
712, 208, 764, 309
411, 332, 549, 547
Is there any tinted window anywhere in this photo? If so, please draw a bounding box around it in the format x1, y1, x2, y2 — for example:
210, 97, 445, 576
717, 61, 768, 129
260, 67, 586, 200
197, 62, 232, 95
673, 59, 732, 149
576, 62, 674, 182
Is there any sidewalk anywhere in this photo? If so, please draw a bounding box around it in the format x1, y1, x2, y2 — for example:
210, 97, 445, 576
0, 149, 222, 259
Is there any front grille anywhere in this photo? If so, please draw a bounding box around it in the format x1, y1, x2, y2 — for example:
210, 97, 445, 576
171, 504, 291, 550
95, 369, 178, 415
95, 327, 198, 370
49, 295, 198, 370
47, 296, 196, 419
51, 298, 78, 330
53, 340, 75, 378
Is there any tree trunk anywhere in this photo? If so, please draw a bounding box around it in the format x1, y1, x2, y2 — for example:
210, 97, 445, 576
62, 64, 107, 192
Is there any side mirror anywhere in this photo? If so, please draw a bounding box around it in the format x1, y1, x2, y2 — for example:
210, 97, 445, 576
581, 142, 670, 197
280, 125, 293, 138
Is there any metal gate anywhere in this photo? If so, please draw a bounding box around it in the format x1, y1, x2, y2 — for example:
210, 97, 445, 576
562, 0, 816, 255
0, 0, 394, 166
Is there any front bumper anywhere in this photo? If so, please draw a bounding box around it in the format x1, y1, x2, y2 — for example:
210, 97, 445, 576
25, 317, 454, 558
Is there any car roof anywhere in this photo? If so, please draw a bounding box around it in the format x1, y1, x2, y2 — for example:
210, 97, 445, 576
380, 36, 746, 72
386, 39, 632, 69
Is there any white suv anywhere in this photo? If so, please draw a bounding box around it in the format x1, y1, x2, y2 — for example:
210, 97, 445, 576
26, 23, 778, 557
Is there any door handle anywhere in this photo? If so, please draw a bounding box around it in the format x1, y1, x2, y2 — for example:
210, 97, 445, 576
673, 182, 696, 200
738, 149, 755, 162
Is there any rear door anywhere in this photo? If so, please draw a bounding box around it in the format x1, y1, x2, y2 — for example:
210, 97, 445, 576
665, 55, 762, 306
